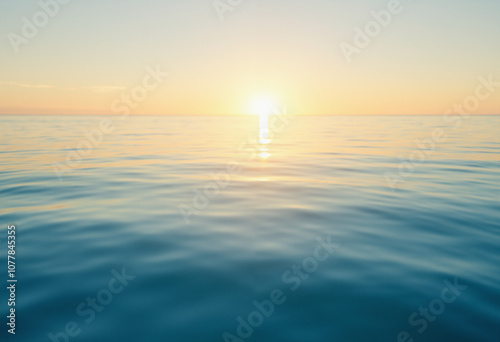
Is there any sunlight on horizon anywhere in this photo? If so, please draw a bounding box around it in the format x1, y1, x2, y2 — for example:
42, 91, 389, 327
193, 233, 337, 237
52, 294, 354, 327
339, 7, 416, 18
249, 95, 278, 116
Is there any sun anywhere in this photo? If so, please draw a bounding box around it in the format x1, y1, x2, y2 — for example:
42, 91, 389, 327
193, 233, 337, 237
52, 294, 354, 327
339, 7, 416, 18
250, 95, 277, 117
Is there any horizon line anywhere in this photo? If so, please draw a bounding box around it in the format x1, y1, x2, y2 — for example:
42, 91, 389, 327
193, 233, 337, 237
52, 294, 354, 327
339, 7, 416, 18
1, 113, 499, 117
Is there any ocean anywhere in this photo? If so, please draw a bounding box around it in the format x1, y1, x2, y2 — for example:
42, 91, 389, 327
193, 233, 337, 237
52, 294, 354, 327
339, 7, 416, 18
0, 114, 499, 341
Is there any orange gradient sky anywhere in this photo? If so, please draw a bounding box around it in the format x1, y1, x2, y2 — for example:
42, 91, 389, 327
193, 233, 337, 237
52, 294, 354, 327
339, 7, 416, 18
1, 0, 499, 115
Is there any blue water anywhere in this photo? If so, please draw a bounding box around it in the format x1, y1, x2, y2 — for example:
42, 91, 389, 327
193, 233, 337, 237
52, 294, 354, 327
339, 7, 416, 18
1, 115, 499, 342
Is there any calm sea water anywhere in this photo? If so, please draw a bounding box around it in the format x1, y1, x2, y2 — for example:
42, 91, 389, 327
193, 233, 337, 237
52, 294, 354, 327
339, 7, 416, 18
0, 115, 499, 342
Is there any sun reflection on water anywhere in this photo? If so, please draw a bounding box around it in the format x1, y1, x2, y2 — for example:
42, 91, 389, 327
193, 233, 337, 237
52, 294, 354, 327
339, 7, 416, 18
259, 114, 271, 159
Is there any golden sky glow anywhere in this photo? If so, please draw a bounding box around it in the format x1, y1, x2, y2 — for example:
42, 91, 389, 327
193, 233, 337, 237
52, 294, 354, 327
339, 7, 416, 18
1, 0, 499, 115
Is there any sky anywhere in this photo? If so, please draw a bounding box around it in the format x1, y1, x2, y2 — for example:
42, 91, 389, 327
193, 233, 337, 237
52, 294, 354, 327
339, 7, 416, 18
0, 0, 499, 115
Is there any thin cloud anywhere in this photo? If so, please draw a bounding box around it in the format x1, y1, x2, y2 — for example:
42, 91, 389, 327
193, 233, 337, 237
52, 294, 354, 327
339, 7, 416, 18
88, 86, 126, 93
0, 82, 125, 93
0, 81, 54, 89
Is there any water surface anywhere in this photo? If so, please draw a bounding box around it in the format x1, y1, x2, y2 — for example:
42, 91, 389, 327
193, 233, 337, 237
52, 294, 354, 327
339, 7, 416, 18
0, 115, 499, 341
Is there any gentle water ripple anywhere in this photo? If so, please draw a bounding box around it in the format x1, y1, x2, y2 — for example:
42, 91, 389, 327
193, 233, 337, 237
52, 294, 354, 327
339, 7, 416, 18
0, 115, 499, 342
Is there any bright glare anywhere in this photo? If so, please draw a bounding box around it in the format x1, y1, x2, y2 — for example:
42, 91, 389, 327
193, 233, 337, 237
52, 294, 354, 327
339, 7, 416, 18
251, 96, 277, 117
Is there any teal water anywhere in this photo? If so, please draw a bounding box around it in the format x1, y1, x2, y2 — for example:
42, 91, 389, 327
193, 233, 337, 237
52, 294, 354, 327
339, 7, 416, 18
0, 115, 499, 342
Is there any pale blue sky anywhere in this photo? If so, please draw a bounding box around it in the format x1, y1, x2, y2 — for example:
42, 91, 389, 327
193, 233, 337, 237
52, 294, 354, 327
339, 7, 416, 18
1, 0, 499, 114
